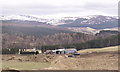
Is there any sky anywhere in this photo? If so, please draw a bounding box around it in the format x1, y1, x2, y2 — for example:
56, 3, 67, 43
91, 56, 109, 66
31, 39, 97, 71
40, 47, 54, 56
0, 0, 119, 18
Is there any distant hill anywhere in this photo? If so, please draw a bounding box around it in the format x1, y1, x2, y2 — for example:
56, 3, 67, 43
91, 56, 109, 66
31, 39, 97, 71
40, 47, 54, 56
2, 20, 98, 49
58, 15, 118, 29
67, 27, 118, 35
2, 20, 73, 37
1, 15, 118, 28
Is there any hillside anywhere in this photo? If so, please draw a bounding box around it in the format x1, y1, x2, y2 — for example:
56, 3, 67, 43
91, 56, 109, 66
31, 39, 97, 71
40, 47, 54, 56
2, 24, 119, 50
41, 34, 119, 52
58, 15, 118, 29
2, 32, 96, 49
1, 15, 118, 27
2, 15, 119, 50
78, 46, 119, 54
68, 27, 118, 35
2, 20, 73, 37
2, 26, 72, 37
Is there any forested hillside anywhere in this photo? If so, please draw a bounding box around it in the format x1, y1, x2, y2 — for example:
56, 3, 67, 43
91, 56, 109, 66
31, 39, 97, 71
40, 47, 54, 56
2, 20, 73, 37
41, 34, 120, 52
2, 32, 96, 49
2, 26, 72, 37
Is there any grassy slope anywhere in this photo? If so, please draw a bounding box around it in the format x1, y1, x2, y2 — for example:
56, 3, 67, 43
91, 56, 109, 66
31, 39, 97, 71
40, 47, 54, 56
78, 46, 119, 54
2, 61, 50, 70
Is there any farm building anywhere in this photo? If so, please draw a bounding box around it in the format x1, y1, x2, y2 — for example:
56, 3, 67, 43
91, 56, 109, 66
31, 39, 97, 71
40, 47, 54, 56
64, 48, 77, 54
19, 48, 42, 55
54, 49, 65, 54
44, 48, 77, 54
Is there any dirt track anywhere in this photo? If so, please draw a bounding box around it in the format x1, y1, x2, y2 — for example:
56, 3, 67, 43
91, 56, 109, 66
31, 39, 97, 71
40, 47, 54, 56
45, 52, 118, 70
2, 51, 118, 70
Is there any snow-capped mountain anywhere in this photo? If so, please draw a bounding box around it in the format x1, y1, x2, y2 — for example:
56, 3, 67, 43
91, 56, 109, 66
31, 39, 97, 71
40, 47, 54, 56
0, 15, 50, 23
79, 15, 118, 25
51, 15, 118, 25
58, 15, 118, 29
0, 15, 118, 26
0, 15, 63, 25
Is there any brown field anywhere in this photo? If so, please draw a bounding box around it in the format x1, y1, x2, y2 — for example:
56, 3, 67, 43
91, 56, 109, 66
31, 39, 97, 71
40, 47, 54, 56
2, 46, 119, 70
45, 51, 118, 70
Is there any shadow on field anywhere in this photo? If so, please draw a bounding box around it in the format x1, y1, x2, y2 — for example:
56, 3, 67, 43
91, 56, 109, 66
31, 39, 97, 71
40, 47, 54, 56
1, 70, 119, 72
2, 70, 20, 72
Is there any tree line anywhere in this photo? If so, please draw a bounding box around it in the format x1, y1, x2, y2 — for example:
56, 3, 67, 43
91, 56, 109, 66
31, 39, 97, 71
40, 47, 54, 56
1, 48, 19, 54
41, 34, 120, 52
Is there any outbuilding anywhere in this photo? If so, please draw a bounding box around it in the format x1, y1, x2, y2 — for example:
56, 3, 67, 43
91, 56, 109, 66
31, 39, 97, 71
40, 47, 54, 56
54, 48, 77, 54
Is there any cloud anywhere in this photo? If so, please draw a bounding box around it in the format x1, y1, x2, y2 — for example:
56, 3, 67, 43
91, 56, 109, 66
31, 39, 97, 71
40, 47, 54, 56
0, 0, 119, 17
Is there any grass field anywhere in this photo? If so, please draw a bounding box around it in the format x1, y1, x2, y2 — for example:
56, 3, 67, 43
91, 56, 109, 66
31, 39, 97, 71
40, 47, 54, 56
2, 61, 50, 70
2, 46, 119, 70
78, 46, 119, 54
